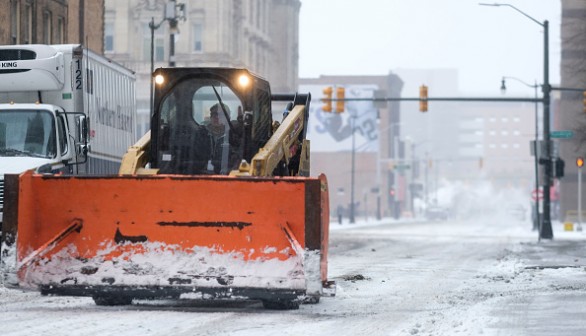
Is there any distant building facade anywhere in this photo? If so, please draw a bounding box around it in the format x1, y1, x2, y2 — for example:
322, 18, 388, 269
0, 0, 104, 53
104, 0, 301, 137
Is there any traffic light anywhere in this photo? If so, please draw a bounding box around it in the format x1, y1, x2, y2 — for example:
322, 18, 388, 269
321, 86, 333, 112
554, 158, 565, 178
389, 187, 396, 201
577, 157, 584, 168
583, 91, 586, 113
419, 85, 428, 112
479, 157, 484, 169
335, 87, 345, 113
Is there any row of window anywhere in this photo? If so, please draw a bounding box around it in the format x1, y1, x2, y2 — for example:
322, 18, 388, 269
474, 143, 523, 149
474, 130, 524, 136
474, 117, 523, 123
104, 22, 203, 59
11, 1, 65, 45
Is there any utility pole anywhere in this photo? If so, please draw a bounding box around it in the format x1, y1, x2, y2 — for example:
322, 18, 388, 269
149, 1, 185, 113
350, 114, 356, 224
540, 20, 554, 239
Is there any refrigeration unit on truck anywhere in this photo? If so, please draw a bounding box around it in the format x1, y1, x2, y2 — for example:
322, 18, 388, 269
0, 44, 136, 228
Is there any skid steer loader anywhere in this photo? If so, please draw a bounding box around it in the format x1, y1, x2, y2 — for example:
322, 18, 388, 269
1, 67, 334, 309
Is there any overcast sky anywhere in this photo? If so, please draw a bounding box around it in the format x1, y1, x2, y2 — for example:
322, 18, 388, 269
299, 0, 562, 95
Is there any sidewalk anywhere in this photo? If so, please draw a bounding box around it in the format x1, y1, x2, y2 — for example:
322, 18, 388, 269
513, 221, 586, 269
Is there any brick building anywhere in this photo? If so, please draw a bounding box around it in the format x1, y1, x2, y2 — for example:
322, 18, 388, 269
0, 0, 104, 53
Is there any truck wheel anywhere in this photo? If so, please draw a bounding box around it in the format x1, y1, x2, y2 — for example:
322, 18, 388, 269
93, 295, 133, 306
303, 295, 320, 304
262, 299, 300, 310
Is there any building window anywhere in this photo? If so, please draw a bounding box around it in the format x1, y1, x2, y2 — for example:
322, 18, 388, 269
192, 23, 203, 52
24, 4, 32, 44
56, 17, 65, 44
11, 0, 20, 44
105, 22, 114, 52
43, 10, 52, 44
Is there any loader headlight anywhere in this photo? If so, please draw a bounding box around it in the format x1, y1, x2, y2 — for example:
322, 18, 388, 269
154, 74, 165, 85
238, 74, 250, 88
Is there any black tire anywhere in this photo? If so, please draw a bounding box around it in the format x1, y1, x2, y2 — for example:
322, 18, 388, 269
93, 295, 133, 306
303, 295, 320, 304
262, 299, 300, 310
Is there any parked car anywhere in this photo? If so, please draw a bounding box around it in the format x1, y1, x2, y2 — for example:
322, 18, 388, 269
426, 205, 450, 221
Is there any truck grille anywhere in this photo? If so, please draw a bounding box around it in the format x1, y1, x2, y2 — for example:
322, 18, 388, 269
0, 49, 36, 61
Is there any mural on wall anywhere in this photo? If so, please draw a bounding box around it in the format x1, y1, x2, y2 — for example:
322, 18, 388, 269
301, 84, 379, 153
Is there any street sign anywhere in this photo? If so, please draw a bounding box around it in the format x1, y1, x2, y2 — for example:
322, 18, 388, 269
550, 130, 574, 139
531, 189, 544, 201
394, 164, 411, 171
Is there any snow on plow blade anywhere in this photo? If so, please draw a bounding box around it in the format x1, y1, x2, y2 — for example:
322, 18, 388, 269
1, 171, 331, 308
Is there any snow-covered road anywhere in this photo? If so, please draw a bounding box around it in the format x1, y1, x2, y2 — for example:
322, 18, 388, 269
2, 216, 586, 335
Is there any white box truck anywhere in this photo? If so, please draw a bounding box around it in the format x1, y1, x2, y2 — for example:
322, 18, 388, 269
0, 44, 137, 228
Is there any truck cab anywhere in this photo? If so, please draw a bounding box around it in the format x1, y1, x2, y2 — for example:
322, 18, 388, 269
0, 103, 88, 224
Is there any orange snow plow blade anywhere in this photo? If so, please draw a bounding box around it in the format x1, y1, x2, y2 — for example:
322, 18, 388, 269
2, 171, 331, 307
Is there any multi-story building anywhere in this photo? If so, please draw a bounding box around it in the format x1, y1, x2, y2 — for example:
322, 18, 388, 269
559, 0, 586, 221
104, 0, 301, 137
0, 0, 104, 53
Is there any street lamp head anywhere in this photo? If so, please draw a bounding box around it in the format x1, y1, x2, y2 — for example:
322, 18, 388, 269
479, 2, 544, 27
500, 78, 507, 94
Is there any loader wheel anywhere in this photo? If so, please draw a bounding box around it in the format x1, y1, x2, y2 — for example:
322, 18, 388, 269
93, 295, 133, 306
261, 299, 300, 310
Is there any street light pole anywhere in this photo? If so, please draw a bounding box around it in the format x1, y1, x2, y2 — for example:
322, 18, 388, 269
350, 114, 356, 224
542, 20, 554, 239
149, 17, 164, 115
148, 1, 185, 114
480, 3, 553, 239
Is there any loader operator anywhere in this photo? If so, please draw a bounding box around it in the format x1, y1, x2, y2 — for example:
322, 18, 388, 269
207, 103, 242, 175
207, 103, 232, 174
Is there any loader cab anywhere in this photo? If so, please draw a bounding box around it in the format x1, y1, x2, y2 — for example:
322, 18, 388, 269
151, 68, 272, 175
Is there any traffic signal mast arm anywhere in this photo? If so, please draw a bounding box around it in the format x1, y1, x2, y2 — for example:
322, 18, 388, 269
326, 96, 543, 103
319, 85, 586, 110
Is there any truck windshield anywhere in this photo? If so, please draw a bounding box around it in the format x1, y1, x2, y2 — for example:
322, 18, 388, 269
157, 79, 244, 175
0, 110, 56, 159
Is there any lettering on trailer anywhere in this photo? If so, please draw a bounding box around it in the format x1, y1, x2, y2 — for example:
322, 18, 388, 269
95, 98, 133, 132
1, 62, 18, 68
